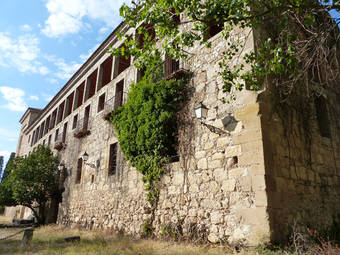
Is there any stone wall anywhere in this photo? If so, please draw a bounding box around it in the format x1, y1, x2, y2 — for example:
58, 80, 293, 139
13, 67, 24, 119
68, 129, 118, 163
260, 81, 340, 242
57, 30, 271, 245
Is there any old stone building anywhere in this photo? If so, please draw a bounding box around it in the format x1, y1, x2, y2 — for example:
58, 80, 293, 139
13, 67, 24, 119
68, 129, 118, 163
13, 17, 340, 245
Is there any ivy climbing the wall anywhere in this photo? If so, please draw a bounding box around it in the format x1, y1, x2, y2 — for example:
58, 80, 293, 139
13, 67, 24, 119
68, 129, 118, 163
110, 60, 187, 209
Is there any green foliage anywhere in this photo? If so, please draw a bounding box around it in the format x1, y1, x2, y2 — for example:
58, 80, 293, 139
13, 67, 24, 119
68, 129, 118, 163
0, 145, 59, 224
113, 0, 339, 101
142, 219, 155, 237
110, 61, 186, 204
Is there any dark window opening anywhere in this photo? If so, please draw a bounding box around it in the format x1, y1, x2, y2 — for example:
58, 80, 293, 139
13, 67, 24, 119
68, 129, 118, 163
85, 69, 97, 101
137, 24, 156, 49
315, 96, 331, 138
206, 19, 223, 39
84, 105, 90, 131
56, 101, 65, 124
39, 122, 44, 139
72, 114, 78, 130
50, 109, 57, 129
64, 92, 74, 118
91, 175, 94, 184
42, 139, 45, 146
137, 67, 146, 82
165, 54, 180, 78
170, 8, 180, 26
114, 45, 131, 78
76, 158, 82, 184
45, 116, 50, 135
108, 143, 118, 176
98, 56, 113, 91
114, 80, 124, 110
62, 122, 68, 143
98, 93, 105, 112
48, 135, 51, 147
28, 135, 31, 144
55, 129, 59, 142
74, 82, 85, 110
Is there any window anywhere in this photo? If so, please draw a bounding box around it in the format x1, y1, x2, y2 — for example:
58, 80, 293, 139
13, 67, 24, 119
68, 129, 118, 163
48, 135, 52, 147
72, 114, 78, 130
50, 109, 57, 129
74, 82, 85, 110
62, 122, 68, 143
55, 129, 59, 142
85, 69, 97, 101
44, 116, 50, 135
108, 143, 118, 176
165, 54, 179, 78
84, 105, 90, 130
42, 139, 45, 146
28, 135, 31, 144
76, 158, 82, 184
98, 56, 113, 91
206, 19, 223, 40
315, 96, 331, 138
137, 24, 155, 49
137, 67, 146, 82
39, 122, 45, 139
114, 45, 131, 78
56, 101, 65, 124
64, 92, 74, 118
114, 80, 124, 110
98, 93, 105, 112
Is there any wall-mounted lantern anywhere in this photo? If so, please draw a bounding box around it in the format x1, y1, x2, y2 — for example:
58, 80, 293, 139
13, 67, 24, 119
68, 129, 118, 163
194, 102, 228, 135
194, 102, 208, 120
82, 151, 99, 169
57, 161, 65, 171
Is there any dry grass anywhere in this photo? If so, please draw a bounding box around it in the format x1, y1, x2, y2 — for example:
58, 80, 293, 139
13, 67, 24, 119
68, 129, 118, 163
0, 225, 257, 255
0, 215, 11, 224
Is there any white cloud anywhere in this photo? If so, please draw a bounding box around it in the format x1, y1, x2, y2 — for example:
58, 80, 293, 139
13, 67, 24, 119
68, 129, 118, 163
0, 33, 49, 75
45, 54, 82, 80
42, 0, 130, 38
0, 86, 27, 112
20, 24, 32, 32
79, 43, 100, 61
0, 150, 11, 159
0, 128, 19, 142
42, 93, 54, 102
29, 95, 39, 101
99, 26, 109, 34
46, 78, 59, 84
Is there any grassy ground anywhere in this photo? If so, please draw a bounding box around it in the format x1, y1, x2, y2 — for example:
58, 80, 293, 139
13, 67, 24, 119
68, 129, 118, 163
0, 225, 260, 255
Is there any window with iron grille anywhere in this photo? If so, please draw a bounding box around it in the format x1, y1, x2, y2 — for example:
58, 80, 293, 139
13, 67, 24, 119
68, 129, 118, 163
165, 54, 179, 78
108, 143, 118, 176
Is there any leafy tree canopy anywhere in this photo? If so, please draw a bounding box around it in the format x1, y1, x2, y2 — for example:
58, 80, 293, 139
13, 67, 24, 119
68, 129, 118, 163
112, 0, 340, 101
0, 146, 59, 224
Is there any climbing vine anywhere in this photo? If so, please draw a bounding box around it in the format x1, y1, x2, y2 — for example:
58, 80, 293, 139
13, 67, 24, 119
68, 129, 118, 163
110, 59, 187, 209
110, 0, 340, 102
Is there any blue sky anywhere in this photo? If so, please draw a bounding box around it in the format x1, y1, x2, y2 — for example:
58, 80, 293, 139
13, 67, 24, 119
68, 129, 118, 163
0, 0, 129, 165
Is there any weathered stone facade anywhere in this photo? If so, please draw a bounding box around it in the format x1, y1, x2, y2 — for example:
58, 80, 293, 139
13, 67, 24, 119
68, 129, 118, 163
13, 19, 340, 245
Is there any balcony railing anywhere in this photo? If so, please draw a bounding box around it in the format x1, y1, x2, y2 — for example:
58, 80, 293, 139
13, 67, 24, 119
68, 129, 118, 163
73, 117, 91, 138
54, 133, 66, 151
102, 95, 127, 120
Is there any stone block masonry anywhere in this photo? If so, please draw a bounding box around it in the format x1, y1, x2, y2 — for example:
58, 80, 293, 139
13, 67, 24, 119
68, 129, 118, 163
14, 18, 340, 246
